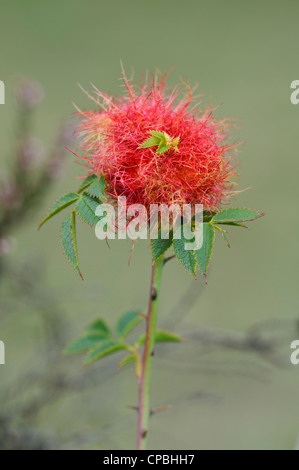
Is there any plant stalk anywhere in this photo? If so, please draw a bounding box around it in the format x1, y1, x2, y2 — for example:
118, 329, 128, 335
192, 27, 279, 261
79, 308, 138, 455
136, 255, 164, 450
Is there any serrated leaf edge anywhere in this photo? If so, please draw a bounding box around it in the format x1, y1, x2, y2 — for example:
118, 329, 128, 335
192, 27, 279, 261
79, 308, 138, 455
195, 223, 215, 277
211, 207, 265, 223
173, 238, 197, 278
77, 174, 98, 194
39, 192, 79, 229
151, 237, 173, 260
60, 211, 83, 280
75, 192, 102, 227
87, 176, 106, 200
83, 342, 128, 365
63, 333, 109, 355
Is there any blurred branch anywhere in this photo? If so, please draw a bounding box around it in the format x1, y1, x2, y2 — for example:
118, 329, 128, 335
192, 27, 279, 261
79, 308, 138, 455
0, 78, 75, 256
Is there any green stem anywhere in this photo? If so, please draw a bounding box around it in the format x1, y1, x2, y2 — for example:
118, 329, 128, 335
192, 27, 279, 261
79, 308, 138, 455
136, 255, 164, 450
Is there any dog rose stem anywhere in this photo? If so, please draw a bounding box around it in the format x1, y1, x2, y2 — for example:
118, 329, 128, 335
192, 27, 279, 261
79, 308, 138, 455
137, 255, 164, 450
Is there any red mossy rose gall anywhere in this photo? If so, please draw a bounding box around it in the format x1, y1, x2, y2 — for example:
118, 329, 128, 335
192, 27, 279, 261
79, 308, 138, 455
76, 71, 238, 217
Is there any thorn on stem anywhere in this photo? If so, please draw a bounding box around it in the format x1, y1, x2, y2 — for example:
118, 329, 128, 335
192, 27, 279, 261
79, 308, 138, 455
142, 429, 148, 439
150, 404, 172, 416
136, 311, 147, 319
164, 255, 175, 265
127, 405, 138, 412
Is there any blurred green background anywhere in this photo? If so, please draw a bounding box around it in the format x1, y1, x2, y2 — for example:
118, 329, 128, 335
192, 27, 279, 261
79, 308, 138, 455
0, 0, 299, 450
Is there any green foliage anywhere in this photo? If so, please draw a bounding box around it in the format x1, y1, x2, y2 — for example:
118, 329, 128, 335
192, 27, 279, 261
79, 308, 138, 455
116, 311, 143, 339
39, 174, 107, 279
139, 130, 179, 154
77, 174, 98, 193
42, 173, 264, 371
118, 353, 137, 370
157, 142, 170, 154
173, 225, 197, 276
138, 135, 161, 148
88, 176, 106, 199
64, 316, 129, 366
64, 312, 143, 367
151, 230, 173, 260
40, 170, 264, 284
194, 222, 215, 276
61, 211, 83, 279
211, 207, 264, 224
63, 309, 183, 369
216, 221, 248, 228
149, 130, 166, 140
173, 207, 264, 278
214, 225, 231, 247
64, 334, 109, 354
173, 222, 215, 277
64, 317, 112, 354
86, 318, 111, 336
76, 193, 102, 226
39, 192, 79, 228
203, 212, 215, 223
136, 329, 183, 346
84, 341, 128, 365
155, 329, 183, 343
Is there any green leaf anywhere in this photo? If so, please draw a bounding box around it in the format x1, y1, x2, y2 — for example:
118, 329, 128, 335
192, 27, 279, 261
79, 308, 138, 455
64, 333, 107, 354
88, 176, 106, 199
149, 130, 165, 139
173, 225, 196, 276
203, 212, 215, 223
118, 353, 136, 370
64, 317, 112, 355
85, 318, 111, 337
61, 211, 83, 279
172, 136, 180, 150
157, 142, 170, 154
151, 230, 173, 260
136, 329, 183, 346
139, 130, 165, 150
216, 221, 248, 228
139, 130, 179, 154
214, 225, 231, 247
155, 329, 183, 343
116, 311, 143, 338
194, 223, 215, 276
77, 174, 98, 193
76, 193, 102, 226
84, 341, 127, 365
39, 192, 79, 228
138, 136, 161, 148
211, 207, 264, 224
